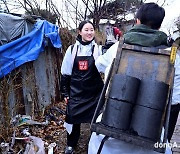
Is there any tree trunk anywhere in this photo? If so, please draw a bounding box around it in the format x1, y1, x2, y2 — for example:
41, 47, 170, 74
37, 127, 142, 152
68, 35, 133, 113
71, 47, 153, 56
93, 16, 100, 30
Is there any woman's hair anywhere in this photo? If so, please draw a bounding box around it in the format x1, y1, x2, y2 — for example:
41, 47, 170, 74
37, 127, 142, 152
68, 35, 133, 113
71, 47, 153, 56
78, 20, 95, 31
136, 2, 165, 29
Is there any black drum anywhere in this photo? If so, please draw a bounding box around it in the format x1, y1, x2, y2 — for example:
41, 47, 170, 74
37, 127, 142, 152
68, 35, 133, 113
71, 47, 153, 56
136, 79, 169, 111
109, 74, 140, 104
102, 98, 133, 130
130, 105, 163, 141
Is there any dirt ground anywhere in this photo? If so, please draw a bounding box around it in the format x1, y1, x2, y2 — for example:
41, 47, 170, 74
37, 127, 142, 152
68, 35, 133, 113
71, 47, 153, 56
52, 102, 91, 154
1, 100, 179, 154
0, 101, 91, 154
10, 122, 91, 154
57, 123, 91, 154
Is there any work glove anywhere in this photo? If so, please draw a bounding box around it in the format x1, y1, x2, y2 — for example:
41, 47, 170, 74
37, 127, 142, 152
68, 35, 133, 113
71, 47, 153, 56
167, 36, 174, 47
105, 26, 117, 44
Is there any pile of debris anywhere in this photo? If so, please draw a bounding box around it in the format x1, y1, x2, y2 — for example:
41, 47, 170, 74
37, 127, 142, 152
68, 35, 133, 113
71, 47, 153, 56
0, 102, 67, 154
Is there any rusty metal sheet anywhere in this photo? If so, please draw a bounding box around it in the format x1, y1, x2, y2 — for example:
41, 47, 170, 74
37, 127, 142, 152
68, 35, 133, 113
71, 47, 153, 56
0, 46, 62, 119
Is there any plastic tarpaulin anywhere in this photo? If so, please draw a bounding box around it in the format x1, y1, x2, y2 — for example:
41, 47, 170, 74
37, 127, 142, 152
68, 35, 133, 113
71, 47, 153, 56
0, 19, 61, 78
0, 13, 34, 45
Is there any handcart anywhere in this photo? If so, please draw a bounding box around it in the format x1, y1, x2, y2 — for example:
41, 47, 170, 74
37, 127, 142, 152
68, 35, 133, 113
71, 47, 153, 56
91, 38, 176, 153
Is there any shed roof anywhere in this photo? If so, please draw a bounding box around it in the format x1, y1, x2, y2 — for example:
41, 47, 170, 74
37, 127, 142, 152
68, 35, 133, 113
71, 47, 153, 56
0, 14, 61, 78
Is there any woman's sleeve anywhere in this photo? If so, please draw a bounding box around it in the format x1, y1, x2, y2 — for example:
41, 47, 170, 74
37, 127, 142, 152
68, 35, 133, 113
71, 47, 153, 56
61, 46, 73, 75
60, 46, 72, 98
95, 42, 119, 73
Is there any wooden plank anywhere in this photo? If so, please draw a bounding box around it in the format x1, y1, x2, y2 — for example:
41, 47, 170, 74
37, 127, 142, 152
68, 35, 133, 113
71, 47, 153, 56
117, 49, 173, 85
122, 44, 171, 55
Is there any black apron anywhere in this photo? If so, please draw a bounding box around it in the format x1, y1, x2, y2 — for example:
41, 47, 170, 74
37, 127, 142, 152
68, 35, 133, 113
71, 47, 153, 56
65, 46, 104, 124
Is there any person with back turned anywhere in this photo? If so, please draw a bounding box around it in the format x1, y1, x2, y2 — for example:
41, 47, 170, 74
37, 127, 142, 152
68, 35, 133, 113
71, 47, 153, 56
90, 3, 174, 154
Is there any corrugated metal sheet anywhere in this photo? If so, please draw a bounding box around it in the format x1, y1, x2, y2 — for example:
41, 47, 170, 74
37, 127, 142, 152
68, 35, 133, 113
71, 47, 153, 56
0, 46, 63, 120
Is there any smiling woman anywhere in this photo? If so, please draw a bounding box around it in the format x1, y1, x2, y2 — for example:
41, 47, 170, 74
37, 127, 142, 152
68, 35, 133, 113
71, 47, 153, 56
60, 20, 104, 154
78, 21, 95, 42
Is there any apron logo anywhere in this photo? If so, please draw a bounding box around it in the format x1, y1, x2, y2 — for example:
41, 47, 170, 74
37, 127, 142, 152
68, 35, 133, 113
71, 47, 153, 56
78, 60, 88, 70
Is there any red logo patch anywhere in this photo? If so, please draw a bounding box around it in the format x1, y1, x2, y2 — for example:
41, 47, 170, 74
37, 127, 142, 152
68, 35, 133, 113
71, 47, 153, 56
78, 60, 88, 70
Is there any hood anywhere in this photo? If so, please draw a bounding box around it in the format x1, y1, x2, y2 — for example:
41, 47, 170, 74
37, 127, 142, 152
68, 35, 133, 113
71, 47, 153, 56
124, 24, 168, 47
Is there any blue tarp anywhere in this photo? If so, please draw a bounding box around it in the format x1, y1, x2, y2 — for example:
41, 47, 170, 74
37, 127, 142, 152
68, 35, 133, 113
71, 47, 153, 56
0, 19, 61, 78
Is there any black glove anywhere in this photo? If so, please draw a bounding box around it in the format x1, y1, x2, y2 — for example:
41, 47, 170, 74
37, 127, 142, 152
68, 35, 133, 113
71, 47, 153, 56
167, 36, 174, 47
102, 42, 115, 54
60, 74, 71, 99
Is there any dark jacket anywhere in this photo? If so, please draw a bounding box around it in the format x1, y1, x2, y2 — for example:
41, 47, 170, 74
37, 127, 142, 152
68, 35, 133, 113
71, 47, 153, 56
124, 24, 168, 47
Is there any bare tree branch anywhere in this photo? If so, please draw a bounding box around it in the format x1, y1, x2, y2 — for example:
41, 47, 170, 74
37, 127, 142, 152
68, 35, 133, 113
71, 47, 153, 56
1, 0, 10, 12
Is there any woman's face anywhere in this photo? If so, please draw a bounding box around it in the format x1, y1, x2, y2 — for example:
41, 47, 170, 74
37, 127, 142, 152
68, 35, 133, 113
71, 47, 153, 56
79, 23, 95, 42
